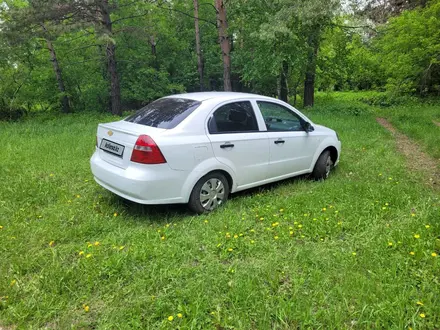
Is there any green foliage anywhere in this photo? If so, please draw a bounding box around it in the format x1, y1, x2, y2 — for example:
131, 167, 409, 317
373, 0, 440, 95
0, 0, 439, 118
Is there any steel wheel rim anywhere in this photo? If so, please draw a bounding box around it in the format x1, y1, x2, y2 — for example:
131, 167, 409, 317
200, 178, 225, 211
325, 156, 333, 178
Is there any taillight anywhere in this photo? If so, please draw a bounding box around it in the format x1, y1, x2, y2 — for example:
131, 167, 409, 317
130, 135, 166, 164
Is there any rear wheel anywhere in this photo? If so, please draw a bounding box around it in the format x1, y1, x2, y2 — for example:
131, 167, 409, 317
311, 150, 333, 180
188, 172, 230, 214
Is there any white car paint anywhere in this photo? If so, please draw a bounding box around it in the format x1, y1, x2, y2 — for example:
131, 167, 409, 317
90, 92, 341, 205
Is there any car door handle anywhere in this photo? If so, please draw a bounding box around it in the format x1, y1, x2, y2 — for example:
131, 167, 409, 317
220, 143, 235, 149
274, 139, 285, 144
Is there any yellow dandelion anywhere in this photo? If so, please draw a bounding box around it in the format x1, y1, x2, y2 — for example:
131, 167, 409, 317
411, 213, 416, 217
416, 301, 424, 306
289, 231, 294, 235
165, 224, 170, 228
274, 236, 279, 240
119, 246, 125, 250
67, 200, 72, 203
272, 222, 279, 227
250, 240, 255, 244
388, 242, 393, 247
113, 212, 118, 217
313, 218, 317, 221
388, 177, 393, 180
168, 316, 174, 321
94, 241, 100, 246
379, 173, 382, 176
87, 243, 93, 248
250, 229, 255, 233
204, 220, 208, 224
298, 224, 303, 228
49, 241, 55, 247
419, 313, 425, 318
414, 234, 420, 239
79, 251, 85, 256
425, 225, 430, 229
0, 225, 3, 229
86, 253, 92, 258
161, 236, 165, 240
225, 232, 231, 238
294, 221, 298, 225
49, 173, 54, 177
227, 248, 233, 252
382, 207, 387, 210
280, 208, 284, 212
177, 313, 183, 318
233, 234, 238, 239
335, 210, 339, 214
239, 233, 243, 237
337, 221, 343, 225
83, 304, 90, 312
432, 252, 438, 257
10, 280, 16, 287
409, 251, 415, 255
259, 217, 264, 221
76, 194, 80, 198
322, 208, 327, 211
385, 202, 389, 206
352, 252, 357, 256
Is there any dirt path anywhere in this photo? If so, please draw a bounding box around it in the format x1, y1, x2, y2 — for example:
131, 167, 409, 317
376, 117, 439, 189
433, 120, 440, 127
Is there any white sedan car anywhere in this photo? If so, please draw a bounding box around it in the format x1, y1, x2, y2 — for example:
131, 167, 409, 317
91, 92, 341, 213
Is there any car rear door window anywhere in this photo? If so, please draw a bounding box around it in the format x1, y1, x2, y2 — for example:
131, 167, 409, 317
125, 98, 201, 129
257, 101, 304, 132
208, 101, 259, 134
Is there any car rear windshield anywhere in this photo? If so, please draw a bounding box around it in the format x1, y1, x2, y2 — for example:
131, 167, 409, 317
124, 98, 201, 129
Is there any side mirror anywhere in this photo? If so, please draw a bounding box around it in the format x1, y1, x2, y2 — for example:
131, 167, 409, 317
302, 121, 314, 132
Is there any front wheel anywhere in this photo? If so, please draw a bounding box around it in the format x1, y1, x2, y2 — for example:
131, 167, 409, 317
311, 150, 333, 180
188, 172, 230, 214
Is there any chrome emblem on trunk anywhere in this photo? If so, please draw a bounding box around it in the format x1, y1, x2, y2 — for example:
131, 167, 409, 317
108, 130, 113, 136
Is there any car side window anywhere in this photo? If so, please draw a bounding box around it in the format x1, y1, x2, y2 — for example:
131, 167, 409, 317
208, 101, 259, 134
257, 101, 304, 132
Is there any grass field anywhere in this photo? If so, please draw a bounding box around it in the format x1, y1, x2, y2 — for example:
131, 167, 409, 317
1, 95, 439, 329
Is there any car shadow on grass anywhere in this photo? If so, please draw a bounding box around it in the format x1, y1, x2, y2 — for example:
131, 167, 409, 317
110, 174, 317, 222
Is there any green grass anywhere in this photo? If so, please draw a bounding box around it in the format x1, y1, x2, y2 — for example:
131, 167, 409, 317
379, 104, 440, 161
1, 97, 439, 329
314, 91, 440, 161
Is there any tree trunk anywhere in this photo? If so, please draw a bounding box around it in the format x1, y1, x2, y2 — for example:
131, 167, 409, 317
40, 24, 70, 113
194, 0, 204, 91
303, 27, 320, 108
279, 60, 288, 102
101, 0, 122, 115
214, 0, 232, 91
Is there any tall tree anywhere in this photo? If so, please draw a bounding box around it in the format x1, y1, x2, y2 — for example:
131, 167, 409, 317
194, 0, 204, 91
40, 23, 70, 113
214, 0, 232, 91
303, 25, 321, 107
100, 0, 121, 115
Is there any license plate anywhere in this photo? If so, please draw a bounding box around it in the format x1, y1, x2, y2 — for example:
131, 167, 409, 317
100, 139, 125, 157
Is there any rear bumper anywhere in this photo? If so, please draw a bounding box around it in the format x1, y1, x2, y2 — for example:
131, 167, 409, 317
90, 151, 187, 204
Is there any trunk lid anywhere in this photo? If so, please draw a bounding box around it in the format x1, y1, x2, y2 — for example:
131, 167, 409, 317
96, 120, 166, 169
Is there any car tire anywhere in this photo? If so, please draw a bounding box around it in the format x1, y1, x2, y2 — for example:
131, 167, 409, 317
188, 172, 230, 214
311, 150, 333, 180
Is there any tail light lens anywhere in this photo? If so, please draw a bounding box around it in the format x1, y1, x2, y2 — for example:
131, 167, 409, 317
131, 135, 166, 164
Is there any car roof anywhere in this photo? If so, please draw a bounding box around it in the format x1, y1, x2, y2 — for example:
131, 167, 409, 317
164, 92, 276, 102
